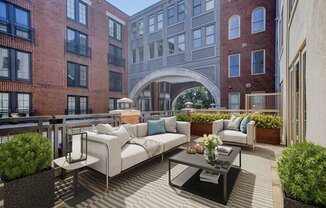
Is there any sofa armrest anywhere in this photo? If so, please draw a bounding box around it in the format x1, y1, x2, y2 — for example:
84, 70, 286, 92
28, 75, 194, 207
176, 121, 191, 142
86, 131, 122, 177
212, 120, 224, 134
246, 121, 256, 145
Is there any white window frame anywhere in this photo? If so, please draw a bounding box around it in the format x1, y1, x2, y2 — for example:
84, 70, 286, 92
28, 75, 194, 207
251, 49, 265, 75
148, 14, 155, 33
229, 92, 240, 109
206, 0, 214, 11
228, 15, 240, 40
157, 10, 163, 30
251, 7, 266, 34
228, 54, 240, 78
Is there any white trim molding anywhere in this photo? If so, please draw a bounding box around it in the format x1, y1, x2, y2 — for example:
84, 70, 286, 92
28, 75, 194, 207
81, 0, 92, 6
106, 11, 126, 25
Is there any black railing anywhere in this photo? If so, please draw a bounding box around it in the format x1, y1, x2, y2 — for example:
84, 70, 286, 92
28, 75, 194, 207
64, 108, 92, 115
0, 18, 35, 42
0, 109, 37, 118
65, 40, 91, 58
108, 54, 125, 67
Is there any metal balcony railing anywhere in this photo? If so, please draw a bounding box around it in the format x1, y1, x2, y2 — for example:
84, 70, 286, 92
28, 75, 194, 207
64, 108, 92, 115
0, 18, 36, 41
0, 109, 37, 118
65, 40, 91, 58
108, 54, 125, 67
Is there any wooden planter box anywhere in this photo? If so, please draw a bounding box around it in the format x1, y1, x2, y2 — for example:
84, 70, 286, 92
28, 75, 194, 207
191, 123, 212, 136
4, 168, 54, 208
256, 127, 280, 144
284, 191, 321, 208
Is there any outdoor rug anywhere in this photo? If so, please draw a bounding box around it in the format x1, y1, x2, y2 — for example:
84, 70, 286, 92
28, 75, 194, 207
55, 148, 273, 208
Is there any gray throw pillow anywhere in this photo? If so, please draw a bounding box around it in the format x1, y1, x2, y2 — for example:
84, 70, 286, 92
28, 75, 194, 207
227, 116, 243, 131
108, 126, 131, 147
96, 123, 115, 134
160, 116, 177, 133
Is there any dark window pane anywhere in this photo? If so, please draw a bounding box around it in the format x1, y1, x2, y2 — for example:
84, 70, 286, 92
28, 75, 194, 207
109, 71, 122, 91
80, 96, 87, 114
67, 96, 76, 115
157, 40, 163, 57
0, 48, 9, 78
0, 2, 7, 19
67, 63, 76, 86
16, 51, 30, 80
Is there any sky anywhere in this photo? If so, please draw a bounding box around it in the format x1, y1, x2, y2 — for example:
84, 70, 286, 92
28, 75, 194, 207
106, 0, 161, 16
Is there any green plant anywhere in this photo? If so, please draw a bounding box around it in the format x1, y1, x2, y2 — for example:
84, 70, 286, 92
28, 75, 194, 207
175, 112, 190, 122
0, 132, 52, 181
251, 114, 283, 128
277, 142, 326, 206
190, 113, 239, 124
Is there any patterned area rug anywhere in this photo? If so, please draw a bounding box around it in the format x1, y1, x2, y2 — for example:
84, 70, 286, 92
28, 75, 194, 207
55, 149, 273, 208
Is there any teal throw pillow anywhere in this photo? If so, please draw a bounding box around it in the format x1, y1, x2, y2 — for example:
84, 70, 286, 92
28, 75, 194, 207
240, 116, 251, 133
147, 120, 166, 136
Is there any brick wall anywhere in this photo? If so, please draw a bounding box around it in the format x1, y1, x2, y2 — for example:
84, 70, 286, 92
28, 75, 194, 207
0, 0, 129, 115
220, 0, 276, 109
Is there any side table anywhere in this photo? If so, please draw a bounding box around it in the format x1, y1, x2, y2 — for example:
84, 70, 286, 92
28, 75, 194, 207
53, 155, 99, 207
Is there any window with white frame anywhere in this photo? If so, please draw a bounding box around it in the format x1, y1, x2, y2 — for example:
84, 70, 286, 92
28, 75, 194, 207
252, 7, 266, 33
148, 14, 155, 33
229, 15, 240, 39
193, 29, 201, 48
131, 22, 137, 39
205, 25, 214, 45
229, 54, 240, 77
252, 49, 265, 75
178, 34, 185, 52
157, 11, 163, 30
229, 93, 240, 109
138, 19, 144, 37
167, 5, 175, 26
206, 0, 214, 11
168, 38, 175, 54
177, 1, 185, 22
157, 40, 163, 57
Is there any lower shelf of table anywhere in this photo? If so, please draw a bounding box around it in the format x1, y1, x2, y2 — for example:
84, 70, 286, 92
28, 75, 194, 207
169, 166, 240, 205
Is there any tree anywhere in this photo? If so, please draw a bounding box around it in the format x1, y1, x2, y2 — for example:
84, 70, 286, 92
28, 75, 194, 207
173, 87, 215, 110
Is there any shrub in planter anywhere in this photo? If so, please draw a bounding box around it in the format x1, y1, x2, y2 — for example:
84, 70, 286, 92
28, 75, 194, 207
0, 132, 54, 207
175, 112, 190, 122
190, 113, 233, 124
250, 114, 283, 129
277, 142, 326, 207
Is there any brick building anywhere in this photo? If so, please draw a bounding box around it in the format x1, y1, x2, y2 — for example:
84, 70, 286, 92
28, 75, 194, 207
0, 0, 128, 116
220, 0, 276, 109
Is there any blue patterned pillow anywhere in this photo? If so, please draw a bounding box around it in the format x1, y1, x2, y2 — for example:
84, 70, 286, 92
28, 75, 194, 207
240, 116, 251, 133
147, 120, 166, 135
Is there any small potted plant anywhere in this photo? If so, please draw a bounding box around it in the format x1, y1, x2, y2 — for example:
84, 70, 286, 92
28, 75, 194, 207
201, 134, 223, 163
277, 142, 326, 207
0, 132, 54, 208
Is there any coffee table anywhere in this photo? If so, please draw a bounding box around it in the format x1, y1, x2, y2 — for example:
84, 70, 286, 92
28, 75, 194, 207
168, 146, 241, 205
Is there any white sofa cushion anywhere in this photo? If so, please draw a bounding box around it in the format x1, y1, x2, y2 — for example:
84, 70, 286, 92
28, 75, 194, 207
96, 123, 115, 134
227, 116, 243, 131
136, 123, 147, 137
218, 130, 247, 144
145, 133, 187, 151
160, 116, 177, 133
121, 144, 150, 171
108, 126, 131, 147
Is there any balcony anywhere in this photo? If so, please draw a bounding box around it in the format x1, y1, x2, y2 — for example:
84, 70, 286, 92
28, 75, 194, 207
65, 40, 91, 58
0, 108, 37, 118
108, 54, 125, 67
64, 108, 92, 115
0, 18, 35, 42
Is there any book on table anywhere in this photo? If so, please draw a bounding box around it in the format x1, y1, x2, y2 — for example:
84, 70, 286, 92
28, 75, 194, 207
199, 170, 220, 184
218, 146, 233, 155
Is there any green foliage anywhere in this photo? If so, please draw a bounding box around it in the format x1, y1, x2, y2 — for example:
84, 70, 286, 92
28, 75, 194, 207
190, 113, 233, 124
175, 112, 190, 122
0, 133, 52, 181
251, 114, 283, 128
174, 87, 215, 110
277, 142, 326, 206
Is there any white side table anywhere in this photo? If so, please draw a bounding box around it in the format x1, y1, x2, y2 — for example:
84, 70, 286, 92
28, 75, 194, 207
54, 155, 99, 206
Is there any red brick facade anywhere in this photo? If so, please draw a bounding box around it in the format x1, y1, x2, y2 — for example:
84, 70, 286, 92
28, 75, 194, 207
220, 0, 276, 108
0, 0, 128, 115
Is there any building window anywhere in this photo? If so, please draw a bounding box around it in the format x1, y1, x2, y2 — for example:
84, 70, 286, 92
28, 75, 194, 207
177, 1, 185, 22
252, 7, 266, 33
229, 93, 240, 109
205, 25, 214, 45
157, 10, 163, 30
109, 98, 117, 110
66, 0, 87, 25
66, 28, 90, 57
167, 5, 175, 26
109, 18, 122, 41
148, 14, 155, 33
17, 93, 30, 114
132, 49, 136, 63
0, 2, 33, 41
252, 50, 265, 75
229, 15, 240, 40
157, 40, 163, 57
193, 29, 201, 48
109, 71, 122, 92
109, 44, 124, 66
178, 34, 185, 52
193, 0, 201, 16
138, 19, 144, 37
67, 62, 88, 88
168, 38, 175, 54
0, 92, 9, 116
67, 96, 88, 115
229, 54, 240, 77
206, 0, 214, 11
131, 22, 137, 39
0, 92, 32, 116
138, 46, 144, 61
149, 42, 155, 59
0, 47, 31, 82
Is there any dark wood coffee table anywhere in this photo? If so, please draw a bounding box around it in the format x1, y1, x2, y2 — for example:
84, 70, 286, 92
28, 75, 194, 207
168, 146, 241, 205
